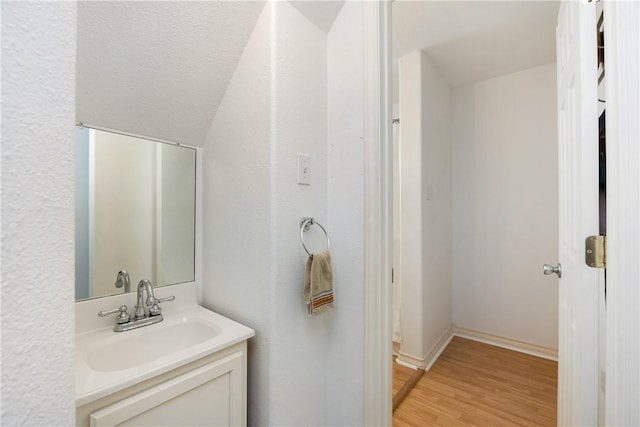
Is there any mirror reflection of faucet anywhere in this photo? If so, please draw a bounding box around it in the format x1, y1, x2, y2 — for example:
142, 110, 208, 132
98, 279, 175, 332
114, 270, 130, 293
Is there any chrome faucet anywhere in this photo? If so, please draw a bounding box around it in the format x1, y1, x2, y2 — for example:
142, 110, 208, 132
135, 279, 156, 319
114, 270, 130, 293
98, 279, 175, 332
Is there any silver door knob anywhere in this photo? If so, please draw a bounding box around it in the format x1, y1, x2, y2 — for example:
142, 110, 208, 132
543, 263, 562, 278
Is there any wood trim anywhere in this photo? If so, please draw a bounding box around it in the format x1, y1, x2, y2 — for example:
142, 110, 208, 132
453, 327, 558, 361
603, 1, 640, 424
363, 1, 393, 426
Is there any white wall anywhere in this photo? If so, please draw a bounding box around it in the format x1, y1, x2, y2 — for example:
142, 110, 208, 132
202, 5, 273, 424
1, 2, 77, 425
452, 63, 559, 349
420, 53, 453, 361
397, 50, 453, 367
203, 2, 365, 425
397, 51, 425, 363
268, 3, 329, 424
326, 2, 365, 424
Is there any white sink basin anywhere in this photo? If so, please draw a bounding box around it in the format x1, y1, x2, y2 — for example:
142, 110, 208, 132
86, 318, 222, 372
75, 303, 254, 407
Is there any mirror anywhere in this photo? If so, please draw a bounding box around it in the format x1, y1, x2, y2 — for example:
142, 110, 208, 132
75, 127, 196, 300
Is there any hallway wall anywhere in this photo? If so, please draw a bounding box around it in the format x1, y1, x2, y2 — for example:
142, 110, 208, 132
451, 62, 559, 350
397, 50, 453, 368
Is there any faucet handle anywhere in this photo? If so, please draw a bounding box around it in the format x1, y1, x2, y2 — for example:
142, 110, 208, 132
98, 305, 131, 324
148, 296, 175, 316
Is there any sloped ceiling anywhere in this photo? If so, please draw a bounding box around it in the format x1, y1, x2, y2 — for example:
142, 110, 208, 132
289, 1, 345, 34
77, 1, 266, 146
393, 1, 560, 99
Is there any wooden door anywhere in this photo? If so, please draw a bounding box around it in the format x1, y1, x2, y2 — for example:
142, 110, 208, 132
556, 1, 601, 425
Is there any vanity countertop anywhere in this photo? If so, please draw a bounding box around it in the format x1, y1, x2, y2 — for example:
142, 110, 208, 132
75, 284, 254, 406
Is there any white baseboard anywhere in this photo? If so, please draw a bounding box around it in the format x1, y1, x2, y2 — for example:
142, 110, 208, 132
393, 326, 557, 372
424, 326, 454, 371
392, 341, 401, 356
395, 326, 454, 371
395, 357, 419, 370
395, 351, 422, 369
453, 327, 558, 361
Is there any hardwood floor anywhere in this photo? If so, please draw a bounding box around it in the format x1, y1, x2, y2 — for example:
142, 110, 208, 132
393, 337, 558, 426
393, 359, 424, 411
393, 358, 416, 396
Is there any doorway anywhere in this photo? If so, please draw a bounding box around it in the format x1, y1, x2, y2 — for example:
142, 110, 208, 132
389, 0, 578, 422
362, 0, 639, 425
384, 1, 605, 421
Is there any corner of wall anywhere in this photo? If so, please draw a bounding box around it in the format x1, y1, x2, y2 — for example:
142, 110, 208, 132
201, 2, 366, 425
200, 4, 273, 424
420, 51, 453, 336
397, 49, 454, 363
325, 1, 366, 425
397, 50, 426, 361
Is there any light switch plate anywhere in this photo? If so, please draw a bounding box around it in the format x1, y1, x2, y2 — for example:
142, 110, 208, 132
426, 185, 434, 200
297, 153, 310, 185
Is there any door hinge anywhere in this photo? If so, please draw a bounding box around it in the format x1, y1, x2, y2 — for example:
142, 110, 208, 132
585, 235, 606, 268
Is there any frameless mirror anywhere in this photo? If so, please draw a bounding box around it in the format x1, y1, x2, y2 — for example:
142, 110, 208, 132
75, 127, 196, 300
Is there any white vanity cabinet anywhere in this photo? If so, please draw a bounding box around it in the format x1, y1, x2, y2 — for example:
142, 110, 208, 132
76, 341, 248, 427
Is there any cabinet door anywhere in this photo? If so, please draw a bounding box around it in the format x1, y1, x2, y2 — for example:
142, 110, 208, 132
90, 352, 244, 427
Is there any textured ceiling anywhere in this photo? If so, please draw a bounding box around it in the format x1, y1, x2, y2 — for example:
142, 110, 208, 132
393, 1, 560, 99
77, 1, 266, 146
76, 1, 345, 146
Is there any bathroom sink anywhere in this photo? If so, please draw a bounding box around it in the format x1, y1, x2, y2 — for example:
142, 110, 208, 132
86, 318, 222, 372
75, 303, 254, 406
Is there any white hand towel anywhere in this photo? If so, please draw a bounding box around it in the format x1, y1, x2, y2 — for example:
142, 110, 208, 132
303, 251, 334, 315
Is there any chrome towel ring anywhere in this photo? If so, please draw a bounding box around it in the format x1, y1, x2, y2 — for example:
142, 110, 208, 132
300, 217, 330, 256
